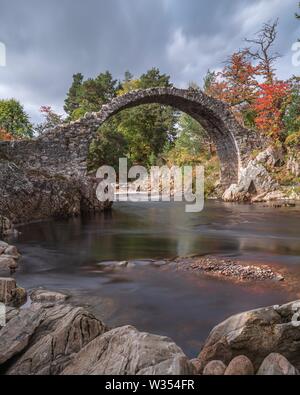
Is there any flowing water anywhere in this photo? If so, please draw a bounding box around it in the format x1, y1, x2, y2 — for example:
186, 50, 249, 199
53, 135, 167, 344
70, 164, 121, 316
12, 201, 300, 357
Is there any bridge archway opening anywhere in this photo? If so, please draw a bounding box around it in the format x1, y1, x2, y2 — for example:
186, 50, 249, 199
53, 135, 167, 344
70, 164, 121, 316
87, 89, 240, 188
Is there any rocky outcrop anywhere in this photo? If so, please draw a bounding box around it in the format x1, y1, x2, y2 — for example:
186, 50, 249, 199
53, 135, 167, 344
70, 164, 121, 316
2, 292, 300, 375
62, 325, 195, 375
0, 296, 195, 376
0, 160, 110, 225
223, 147, 279, 202
2, 303, 106, 375
198, 300, 300, 372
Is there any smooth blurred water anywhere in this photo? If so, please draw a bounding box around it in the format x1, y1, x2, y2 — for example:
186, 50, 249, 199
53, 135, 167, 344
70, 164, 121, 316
13, 201, 300, 357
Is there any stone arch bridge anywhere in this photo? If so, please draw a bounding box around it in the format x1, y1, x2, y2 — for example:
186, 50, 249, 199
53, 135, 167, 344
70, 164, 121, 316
0, 87, 263, 189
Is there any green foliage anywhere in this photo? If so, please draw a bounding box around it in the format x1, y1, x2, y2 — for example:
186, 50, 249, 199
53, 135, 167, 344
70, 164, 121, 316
114, 68, 177, 167
203, 70, 217, 93
64, 71, 119, 120
64, 68, 177, 169
285, 131, 300, 148
88, 118, 128, 172
0, 99, 33, 138
283, 80, 300, 143
176, 113, 206, 155
64, 73, 84, 116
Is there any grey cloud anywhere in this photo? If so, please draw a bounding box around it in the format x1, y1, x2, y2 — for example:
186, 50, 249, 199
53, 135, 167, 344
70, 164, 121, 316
0, 0, 299, 122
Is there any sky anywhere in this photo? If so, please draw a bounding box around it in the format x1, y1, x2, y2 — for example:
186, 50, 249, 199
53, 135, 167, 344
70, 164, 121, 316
0, 0, 300, 123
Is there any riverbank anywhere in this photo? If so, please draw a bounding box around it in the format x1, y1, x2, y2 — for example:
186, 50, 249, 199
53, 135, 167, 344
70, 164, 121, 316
0, 287, 299, 375
1, 234, 300, 375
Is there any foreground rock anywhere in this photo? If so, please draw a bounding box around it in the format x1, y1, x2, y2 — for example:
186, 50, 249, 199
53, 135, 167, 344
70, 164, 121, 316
0, 296, 194, 376
203, 360, 227, 376
1, 303, 106, 375
30, 289, 69, 304
257, 353, 299, 376
0, 278, 27, 307
61, 325, 195, 375
2, 288, 300, 376
224, 356, 254, 376
0, 240, 21, 275
198, 300, 300, 372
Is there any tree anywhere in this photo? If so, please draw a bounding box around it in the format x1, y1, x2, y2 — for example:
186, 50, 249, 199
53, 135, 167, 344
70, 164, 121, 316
116, 68, 177, 166
245, 20, 281, 84
204, 52, 259, 127
254, 81, 289, 140
65, 71, 119, 120
283, 77, 300, 142
35, 106, 64, 135
88, 120, 128, 172
0, 99, 33, 138
64, 73, 84, 116
139, 68, 172, 89
203, 70, 218, 93
176, 114, 207, 153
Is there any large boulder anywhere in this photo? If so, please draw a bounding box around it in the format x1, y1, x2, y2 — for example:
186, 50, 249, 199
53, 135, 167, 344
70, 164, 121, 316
203, 360, 227, 376
257, 353, 299, 376
61, 325, 195, 375
224, 356, 254, 376
1, 303, 106, 375
198, 300, 300, 372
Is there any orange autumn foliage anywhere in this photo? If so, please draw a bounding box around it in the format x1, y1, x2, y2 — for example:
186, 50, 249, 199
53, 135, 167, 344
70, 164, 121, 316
0, 128, 14, 141
254, 82, 290, 139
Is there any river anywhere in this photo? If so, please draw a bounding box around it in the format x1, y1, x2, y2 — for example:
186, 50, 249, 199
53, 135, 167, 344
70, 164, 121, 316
12, 201, 300, 358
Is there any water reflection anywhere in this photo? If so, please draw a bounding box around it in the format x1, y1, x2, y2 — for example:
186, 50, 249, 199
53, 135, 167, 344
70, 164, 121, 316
13, 201, 300, 357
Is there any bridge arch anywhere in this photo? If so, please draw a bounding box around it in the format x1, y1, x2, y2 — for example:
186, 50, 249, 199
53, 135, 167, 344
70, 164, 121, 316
79, 88, 257, 187
39, 87, 262, 189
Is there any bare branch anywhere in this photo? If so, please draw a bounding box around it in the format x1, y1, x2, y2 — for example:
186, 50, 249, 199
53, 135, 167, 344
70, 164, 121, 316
244, 19, 281, 83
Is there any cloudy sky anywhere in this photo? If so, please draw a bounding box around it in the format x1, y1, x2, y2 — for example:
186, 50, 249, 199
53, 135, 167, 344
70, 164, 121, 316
0, 0, 300, 123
